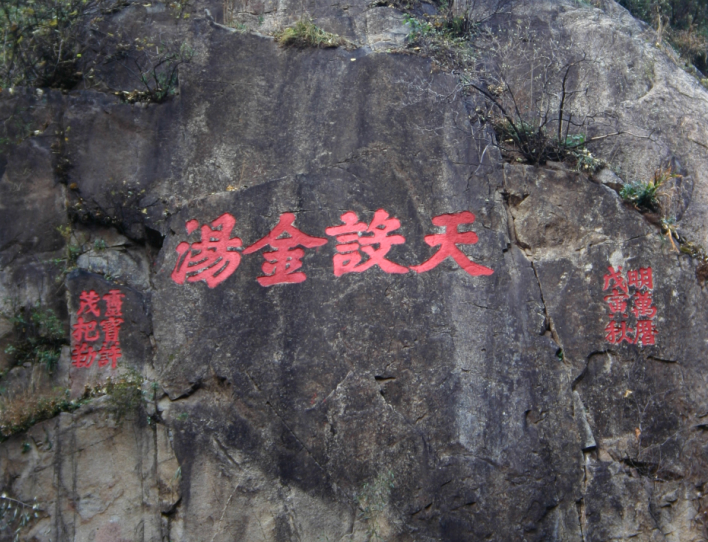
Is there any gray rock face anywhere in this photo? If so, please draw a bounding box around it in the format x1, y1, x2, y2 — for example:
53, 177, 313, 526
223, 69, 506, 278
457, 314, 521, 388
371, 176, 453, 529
0, 0, 707, 541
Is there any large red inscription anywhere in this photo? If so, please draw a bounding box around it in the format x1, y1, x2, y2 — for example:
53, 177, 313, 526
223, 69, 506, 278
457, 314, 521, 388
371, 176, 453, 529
170, 210, 494, 288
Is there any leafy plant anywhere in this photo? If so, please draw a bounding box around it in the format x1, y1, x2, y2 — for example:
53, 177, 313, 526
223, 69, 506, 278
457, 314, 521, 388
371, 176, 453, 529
619, 166, 679, 211
464, 24, 646, 170
3, 306, 67, 373
0, 494, 40, 542
403, 14, 434, 40
679, 241, 708, 283
572, 146, 606, 173
167, 0, 191, 19
403, 13, 477, 70
431, 0, 516, 33
617, 0, 708, 71
51, 224, 82, 282
275, 20, 347, 49
660, 216, 680, 251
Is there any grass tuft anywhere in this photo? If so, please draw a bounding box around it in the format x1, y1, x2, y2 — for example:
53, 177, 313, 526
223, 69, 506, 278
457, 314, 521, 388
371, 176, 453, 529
620, 166, 678, 212
275, 20, 347, 48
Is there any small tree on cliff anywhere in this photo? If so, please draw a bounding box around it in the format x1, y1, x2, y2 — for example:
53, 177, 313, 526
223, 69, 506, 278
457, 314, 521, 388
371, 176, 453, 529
464, 23, 650, 170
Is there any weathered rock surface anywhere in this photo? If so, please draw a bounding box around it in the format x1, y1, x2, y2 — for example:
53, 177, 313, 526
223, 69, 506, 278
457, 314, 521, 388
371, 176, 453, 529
0, 400, 180, 541
0, 0, 707, 541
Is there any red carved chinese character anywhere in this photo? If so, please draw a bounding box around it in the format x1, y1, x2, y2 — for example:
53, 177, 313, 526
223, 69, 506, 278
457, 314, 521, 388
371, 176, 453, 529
411, 212, 493, 276
325, 210, 408, 276
632, 291, 657, 319
172, 214, 243, 288
243, 213, 327, 286
603, 266, 628, 294
71, 342, 97, 368
627, 267, 653, 291
635, 320, 657, 346
100, 317, 124, 344
97, 343, 122, 369
604, 321, 634, 344
72, 317, 100, 343
604, 289, 629, 315
77, 290, 101, 317
103, 289, 125, 318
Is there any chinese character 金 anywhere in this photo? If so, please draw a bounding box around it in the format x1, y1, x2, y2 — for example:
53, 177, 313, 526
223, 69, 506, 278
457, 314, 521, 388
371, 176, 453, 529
243, 213, 327, 286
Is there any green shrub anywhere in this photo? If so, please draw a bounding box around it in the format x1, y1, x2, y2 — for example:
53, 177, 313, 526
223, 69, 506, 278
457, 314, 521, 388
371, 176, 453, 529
105, 371, 144, 423
0, 0, 94, 89
117, 41, 194, 104
356, 471, 395, 542
491, 120, 604, 171
4, 306, 67, 373
617, 0, 708, 31
403, 14, 434, 40
403, 14, 477, 70
0, 372, 146, 439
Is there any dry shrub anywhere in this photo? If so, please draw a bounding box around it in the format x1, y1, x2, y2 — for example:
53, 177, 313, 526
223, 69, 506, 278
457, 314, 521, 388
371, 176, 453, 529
0, 390, 82, 439
0, 371, 143, 439
670, 26, 708, 69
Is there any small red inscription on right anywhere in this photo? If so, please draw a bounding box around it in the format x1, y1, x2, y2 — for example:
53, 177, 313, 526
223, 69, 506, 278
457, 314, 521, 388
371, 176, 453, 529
603, 266, 657, 346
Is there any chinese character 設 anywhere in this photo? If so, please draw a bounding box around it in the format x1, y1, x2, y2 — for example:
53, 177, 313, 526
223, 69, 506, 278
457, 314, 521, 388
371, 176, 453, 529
325, 210, 408, 276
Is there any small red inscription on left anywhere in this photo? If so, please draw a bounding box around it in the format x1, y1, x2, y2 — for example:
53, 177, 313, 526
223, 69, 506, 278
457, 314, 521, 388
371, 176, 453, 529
71, 289, 125, 369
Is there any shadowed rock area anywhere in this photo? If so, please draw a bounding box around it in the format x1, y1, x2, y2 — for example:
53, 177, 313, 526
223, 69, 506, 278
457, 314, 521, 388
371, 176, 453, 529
0, 0, 707, 540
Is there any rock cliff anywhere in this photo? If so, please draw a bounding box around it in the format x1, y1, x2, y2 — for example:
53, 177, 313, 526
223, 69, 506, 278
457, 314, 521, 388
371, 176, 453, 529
0, 0, 707, 540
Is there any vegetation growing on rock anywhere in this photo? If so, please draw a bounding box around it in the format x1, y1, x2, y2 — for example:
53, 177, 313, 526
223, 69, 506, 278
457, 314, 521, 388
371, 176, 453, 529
0, 389, 85, 439
0, 372, 146, 439
0, 0, 90, 89
3, 306, 66, 373
0, 0, 194, 100
620, 165, 679, 212
618, 0, 708, 71
275, 20, 348, 48
0, 493, 40, 542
